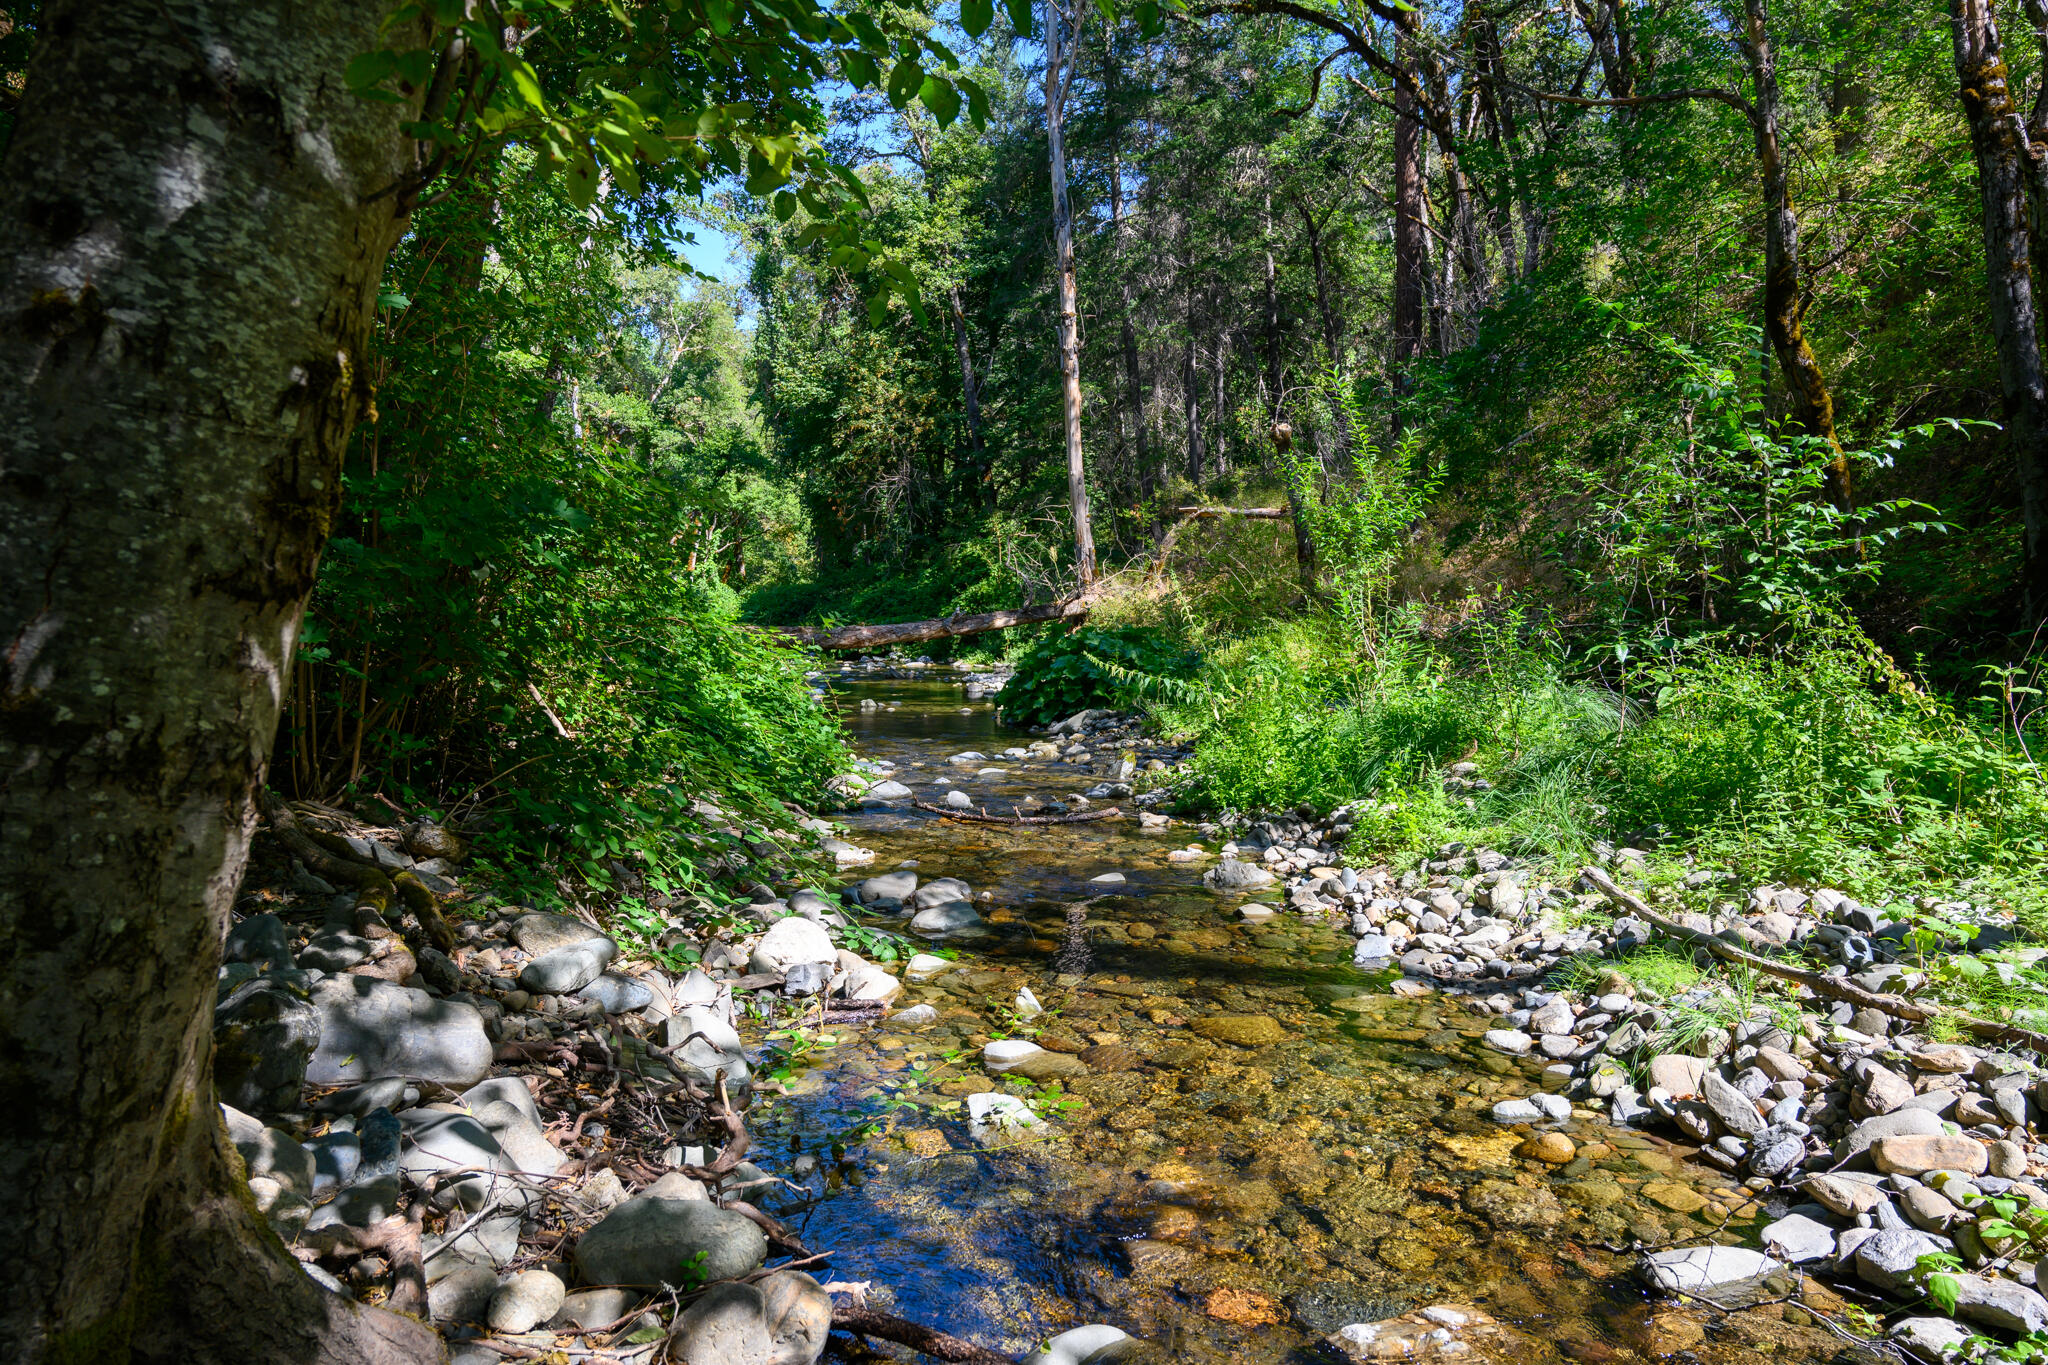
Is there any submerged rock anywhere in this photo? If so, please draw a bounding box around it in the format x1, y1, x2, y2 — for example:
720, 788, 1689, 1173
1641, 1246, 1783, 1305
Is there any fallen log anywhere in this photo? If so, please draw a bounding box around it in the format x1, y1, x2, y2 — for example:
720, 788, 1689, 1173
913, 800, 1125, 825
1579, 866, 2048, 1057
779, 589, 1108, 651
1170, 504, 1289, 520
830, 1304, 1015, 1365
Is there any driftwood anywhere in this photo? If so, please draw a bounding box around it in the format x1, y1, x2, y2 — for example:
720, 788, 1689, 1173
830, 1304, 1016, 1365
260, 790, 457, 952
913, 800, 1125, 825
1579, 866, 2048, 1057
778, 587, 1110, 651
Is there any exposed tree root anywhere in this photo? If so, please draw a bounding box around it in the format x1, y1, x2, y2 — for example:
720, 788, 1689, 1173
1580, 866, 2048, 1056
913, 800, 1125, 825
259, 789, 457, 953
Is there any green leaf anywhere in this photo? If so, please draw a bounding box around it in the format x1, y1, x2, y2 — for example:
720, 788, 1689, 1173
1005, 0, 1035, 36
345, 51, 399, 91
773, 190, 799, 221
705, 0, 736, 35
920, 75, 961, 128
509, 58, 547, 111
842, 49, 880, 88
886, 59, 924, 109
961, 0, 994, 37
564, 152, 599, 207
960, 76, 991, 129
625, 1327, 666, 1345
1928, 1272, 1960, 1315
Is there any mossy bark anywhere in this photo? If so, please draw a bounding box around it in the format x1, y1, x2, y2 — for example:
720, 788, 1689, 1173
0, 1, 440, 1360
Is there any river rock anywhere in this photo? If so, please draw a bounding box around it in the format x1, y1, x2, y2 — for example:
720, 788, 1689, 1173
1491, 1098, 1543, 1124
1833, 1108, 1945, 1160
398, 1109, 523, 1211
984, 1039, 1050, 1073
910, 901, 982, 933
1646, 1054, 1708, 1096
471, 1099, 565, 1177
1021, 1325, 1135, 1365
298, 928, 375, 972
520, 936, 617, 994
905, 953, 954, 979
1190, 1015, 1286, 1048
225, 914, 294, 971
1951, 1274, 2048, 1334
1889, 1316, 1978, 1359
307, 975, 491, 1086
429, 1262, 500, 1325
1870, 1134, 1988, 1176
1852, 1229, 1950, 1293
1482, 1029, 1533, 1056
1641, 1246, 1782, 1305
668, 1271, 833, 1365
574, 1183, 768, 1288
660, 1006, 752, 1092
1205, 858, 1275, 890
967, 1092, 1041, 1134
1803, 1173, 1885, 1217
512, 910, 609, 956
912, 877, 973, 908
1701, 1070, 1763, 1136
1855, 1062, 1915, 1116
752, 916, 837, 975
223, 1105, 316, 1196
1747, 1125, 1808, 1179
1760, 1214, 1836, 1264
839, 964, 902, 1003
214, 979, 320, 1112
579, 971, 655, 1014
858, 871, 919, 905
488, 1269, 567, 1334
863, 780, 913, 801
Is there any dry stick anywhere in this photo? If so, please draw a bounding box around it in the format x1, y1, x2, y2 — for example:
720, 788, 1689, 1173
913, 801, 1125, 826
830, 1303, 1017, 1365
1578, 866, 2048, 1057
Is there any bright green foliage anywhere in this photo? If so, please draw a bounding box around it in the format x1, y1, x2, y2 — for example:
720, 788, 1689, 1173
995, 626, 1198, 726
282, 159, 843, 896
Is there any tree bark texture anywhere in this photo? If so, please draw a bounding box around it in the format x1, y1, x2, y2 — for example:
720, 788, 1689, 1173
1741, 0, 1851, 511
1183, 326, 1207, 482
1045, 0, 1098, 585
1953, 0, 2048, 622
0, 2, 441, 1362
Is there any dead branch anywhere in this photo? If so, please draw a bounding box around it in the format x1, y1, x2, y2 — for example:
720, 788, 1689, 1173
1579, 866, 2048, 1056
775, 586, 1110, 651
830, 1303, 1017, 1365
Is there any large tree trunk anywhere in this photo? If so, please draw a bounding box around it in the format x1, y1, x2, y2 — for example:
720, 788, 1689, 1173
1390, 7, 1429, 446
1045, 0, 1098, 584
1107, 55, 1149, 480
1954, 0, 2048, 621
0, 2, 442, 1362
949, 284, 987, 472
1742, 0, 1851, 510
1183, 324, 1207, 483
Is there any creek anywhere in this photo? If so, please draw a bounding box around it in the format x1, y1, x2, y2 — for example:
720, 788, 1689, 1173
751, 668, 1855, 1363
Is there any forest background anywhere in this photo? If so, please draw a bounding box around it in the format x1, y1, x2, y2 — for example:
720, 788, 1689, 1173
224, 0, 2048, 921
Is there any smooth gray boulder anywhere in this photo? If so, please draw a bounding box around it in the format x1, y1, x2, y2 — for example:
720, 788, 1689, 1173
461, 1077, 542, 1130
574, 1184, 768, 1288
488, 1269, 568, 1335
428, 1262, 500, 1325
1020, 1325, 1136, 1365
856, 870, 919, 904
305, 1173, 401, 1238
396, 1109, 528, 1211
297, 928, 376, 972
511, 910, 608, 956
668, 1271, 833, 1365
1759, 1214, 1836, 1264
751, 917, 836, 975
222, 1104, 315, 1196
1205, 858, 1274, 890
471, 1099, 566, 1178
307, 975, 491, 1086
1889, 1316, 1976, 1360
579, 972, 655, 1014
1701, 1070, 1763, 1136
909, 901, 981, 934
519, 937, 617, 995
1951, 1274, 2048, 1334
911, 878, 972, 908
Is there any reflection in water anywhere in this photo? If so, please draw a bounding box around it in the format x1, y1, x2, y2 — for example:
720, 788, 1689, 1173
754, 669, 1842, 1363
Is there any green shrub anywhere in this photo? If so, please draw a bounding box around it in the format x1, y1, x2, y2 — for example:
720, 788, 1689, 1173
995, 625, 1199, 727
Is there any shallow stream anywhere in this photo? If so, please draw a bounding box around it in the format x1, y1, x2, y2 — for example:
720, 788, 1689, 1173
754, 670, 1864, 1364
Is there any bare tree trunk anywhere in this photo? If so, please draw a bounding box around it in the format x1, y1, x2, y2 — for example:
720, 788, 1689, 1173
1045, 0, 1097, 584
1183, 325, 1207, 483
1391, 7, 1429, 446
0, 1, 444, 1362
1107, 54, 1149, 480
1211, 327, 1232, 474
950, 285, 987, 469
1954, 0, 2048, 621
1742, 0, 1851, 509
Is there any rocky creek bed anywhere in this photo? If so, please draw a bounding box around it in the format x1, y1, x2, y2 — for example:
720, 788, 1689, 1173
212, 663, 2047, 1364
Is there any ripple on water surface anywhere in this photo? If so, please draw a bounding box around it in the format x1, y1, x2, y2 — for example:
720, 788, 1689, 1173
753, 672, 1851, 1363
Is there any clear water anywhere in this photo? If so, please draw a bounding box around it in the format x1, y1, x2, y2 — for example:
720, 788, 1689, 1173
751, 671, 1853, 1363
